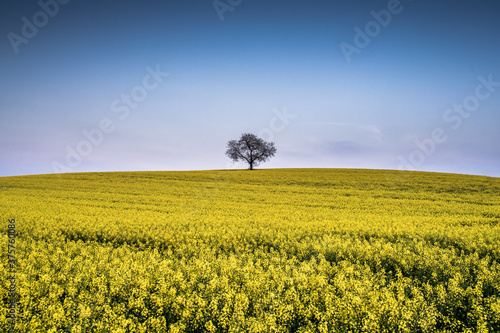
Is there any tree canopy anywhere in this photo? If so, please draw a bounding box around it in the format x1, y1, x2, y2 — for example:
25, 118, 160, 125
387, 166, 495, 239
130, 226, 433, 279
225, 133, 276, 170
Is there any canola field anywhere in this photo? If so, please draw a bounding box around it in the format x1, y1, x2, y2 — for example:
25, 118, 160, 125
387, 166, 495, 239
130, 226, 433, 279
1, 168, 500, 332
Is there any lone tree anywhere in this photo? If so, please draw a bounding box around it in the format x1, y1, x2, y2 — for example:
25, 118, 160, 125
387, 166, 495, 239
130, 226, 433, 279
226, 133, 276, 170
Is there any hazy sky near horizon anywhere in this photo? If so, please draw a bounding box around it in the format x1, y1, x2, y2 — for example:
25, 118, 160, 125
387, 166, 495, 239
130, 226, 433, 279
1, 0, 499, 177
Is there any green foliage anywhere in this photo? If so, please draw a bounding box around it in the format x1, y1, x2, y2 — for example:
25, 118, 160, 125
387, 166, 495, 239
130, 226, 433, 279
1, 169, 499, 332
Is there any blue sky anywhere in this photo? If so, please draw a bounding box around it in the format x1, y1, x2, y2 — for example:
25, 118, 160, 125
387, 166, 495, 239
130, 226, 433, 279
1, 0, 499, 177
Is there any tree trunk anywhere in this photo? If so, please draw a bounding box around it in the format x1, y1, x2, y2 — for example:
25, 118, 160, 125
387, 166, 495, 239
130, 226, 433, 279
249, 161, 253, 170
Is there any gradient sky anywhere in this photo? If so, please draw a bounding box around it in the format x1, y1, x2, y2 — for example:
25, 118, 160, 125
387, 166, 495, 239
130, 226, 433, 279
1, 0, 499, 177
